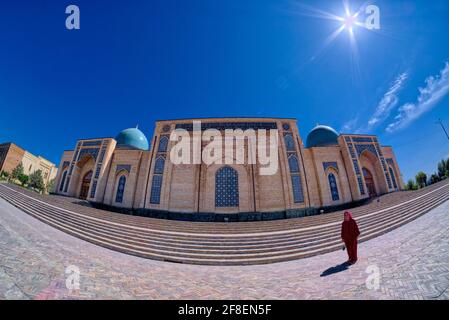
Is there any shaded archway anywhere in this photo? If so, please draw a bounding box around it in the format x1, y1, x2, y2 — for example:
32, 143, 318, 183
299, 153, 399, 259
362, 168, 376, 197
79, 170, 93, 200
359, 150, 388, 196
70, 154, 96, 199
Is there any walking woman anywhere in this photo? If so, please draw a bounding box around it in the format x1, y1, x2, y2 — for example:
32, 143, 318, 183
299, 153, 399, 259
341, 211, 360, 264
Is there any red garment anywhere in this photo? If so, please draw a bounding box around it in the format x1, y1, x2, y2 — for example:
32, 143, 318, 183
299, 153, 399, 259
341, 212, 360, 262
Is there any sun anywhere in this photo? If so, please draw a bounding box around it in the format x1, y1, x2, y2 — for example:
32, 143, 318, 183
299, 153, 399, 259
343, 14, 356, 31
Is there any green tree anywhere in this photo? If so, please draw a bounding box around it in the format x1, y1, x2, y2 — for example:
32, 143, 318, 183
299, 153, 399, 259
430, 173, 440, 185
406, 179, 418, 190
415, 171, 427, 189
29, 169, 45, 192
0, 171, 10, 180
11, 163, 24, 181
18, 174, 29, 186
46, 178, 56, 194
437, 159, 447, 178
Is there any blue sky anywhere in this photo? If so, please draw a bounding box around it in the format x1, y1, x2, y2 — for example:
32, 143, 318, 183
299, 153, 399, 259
0, 0, 448, 182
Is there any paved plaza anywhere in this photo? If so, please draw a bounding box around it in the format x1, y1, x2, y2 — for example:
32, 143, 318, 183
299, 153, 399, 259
0, 197, 448, 300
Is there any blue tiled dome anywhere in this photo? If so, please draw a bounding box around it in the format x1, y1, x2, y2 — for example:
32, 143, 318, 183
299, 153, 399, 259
306, 125, 339, 148
115, 127, 149, 151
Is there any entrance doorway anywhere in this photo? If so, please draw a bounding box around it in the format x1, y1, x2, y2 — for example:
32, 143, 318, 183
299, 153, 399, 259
362, 168, 377, 197
79, 171, 93, 200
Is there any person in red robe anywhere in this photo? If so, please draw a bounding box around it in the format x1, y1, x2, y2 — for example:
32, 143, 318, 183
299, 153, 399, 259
341, 211, 360, 264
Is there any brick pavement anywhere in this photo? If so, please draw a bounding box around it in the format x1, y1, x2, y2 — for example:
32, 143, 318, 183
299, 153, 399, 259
0, 197, 448, 299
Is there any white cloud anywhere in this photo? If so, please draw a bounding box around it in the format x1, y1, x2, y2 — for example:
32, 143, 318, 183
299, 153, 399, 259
367, 72, 408, 130
386, 61, 449, 133
340, 117, 359, 133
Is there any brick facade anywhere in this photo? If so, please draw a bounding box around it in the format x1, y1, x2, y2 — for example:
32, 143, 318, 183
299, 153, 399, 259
55, 118, 404, 217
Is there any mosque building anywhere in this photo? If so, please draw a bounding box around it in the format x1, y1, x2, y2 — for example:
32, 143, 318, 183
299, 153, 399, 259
54, 118, 403, 221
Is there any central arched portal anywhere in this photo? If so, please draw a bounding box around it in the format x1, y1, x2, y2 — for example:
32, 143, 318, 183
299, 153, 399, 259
79, 170, 93, 200
362, 168, 377, 198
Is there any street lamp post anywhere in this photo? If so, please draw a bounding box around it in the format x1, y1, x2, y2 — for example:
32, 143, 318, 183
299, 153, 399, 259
437, 118, 449, 141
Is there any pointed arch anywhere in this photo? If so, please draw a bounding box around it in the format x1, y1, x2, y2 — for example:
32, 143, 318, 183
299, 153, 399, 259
115, 175, 126, 203
328, 173, 340, 201
154, 156, 165, 174
288, 154, 300, 173
284, 134, 295, 151
215, 166, 239, 207
158, 136, 169, 152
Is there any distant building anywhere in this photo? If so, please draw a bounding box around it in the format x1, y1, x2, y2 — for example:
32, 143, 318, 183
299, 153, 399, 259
53, 118, 404, 221
0, 142, 58, 185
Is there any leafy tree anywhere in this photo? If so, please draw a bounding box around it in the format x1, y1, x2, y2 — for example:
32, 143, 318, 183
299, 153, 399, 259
406, 179, 418, 190
18, 174, 29, 186
46, 178, 56, 194
415, 171, 427, 189
430, 173, 440, 185
11, 163, 24, 181
29, 169, 45, 192
437, 159, 447, 178
0, 171, 9, 180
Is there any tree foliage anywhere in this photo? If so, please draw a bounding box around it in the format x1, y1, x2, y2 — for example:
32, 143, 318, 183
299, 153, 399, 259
406, 179, 418, 190
11, 163, 24, 181
18, 174, 29, 186
415, 171, 427, 189
29, 169, 45, 192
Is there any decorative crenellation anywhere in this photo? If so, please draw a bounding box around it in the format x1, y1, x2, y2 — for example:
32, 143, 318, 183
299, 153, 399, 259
352, 137, 373, 143
175, 122, 278, 131
82, 140, 102, 147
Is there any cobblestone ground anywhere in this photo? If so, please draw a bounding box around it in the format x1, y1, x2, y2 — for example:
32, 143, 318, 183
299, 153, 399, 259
1, 198, 448, 300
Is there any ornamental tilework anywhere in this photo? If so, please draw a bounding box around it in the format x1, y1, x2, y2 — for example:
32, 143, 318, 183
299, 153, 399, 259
355, 144, 378, 157
328, 173, 340, 201
215, 167, 239, 207
323, 162, 338, 172
150, 175, 163, 204
291, 175, 304, 203
116, 165, 132, 174
175, 122, 277, 131
77, 148, 99, 161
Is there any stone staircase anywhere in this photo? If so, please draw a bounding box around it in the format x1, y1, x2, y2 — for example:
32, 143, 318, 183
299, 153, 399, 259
1, 180, 448, 265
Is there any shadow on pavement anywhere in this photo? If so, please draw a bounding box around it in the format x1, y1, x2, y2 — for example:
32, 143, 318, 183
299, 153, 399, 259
320, 261, 351, 277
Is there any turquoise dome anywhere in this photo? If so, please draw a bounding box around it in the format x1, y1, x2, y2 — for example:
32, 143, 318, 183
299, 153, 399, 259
306, 125, 339, 148
115, 127, 149, 151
